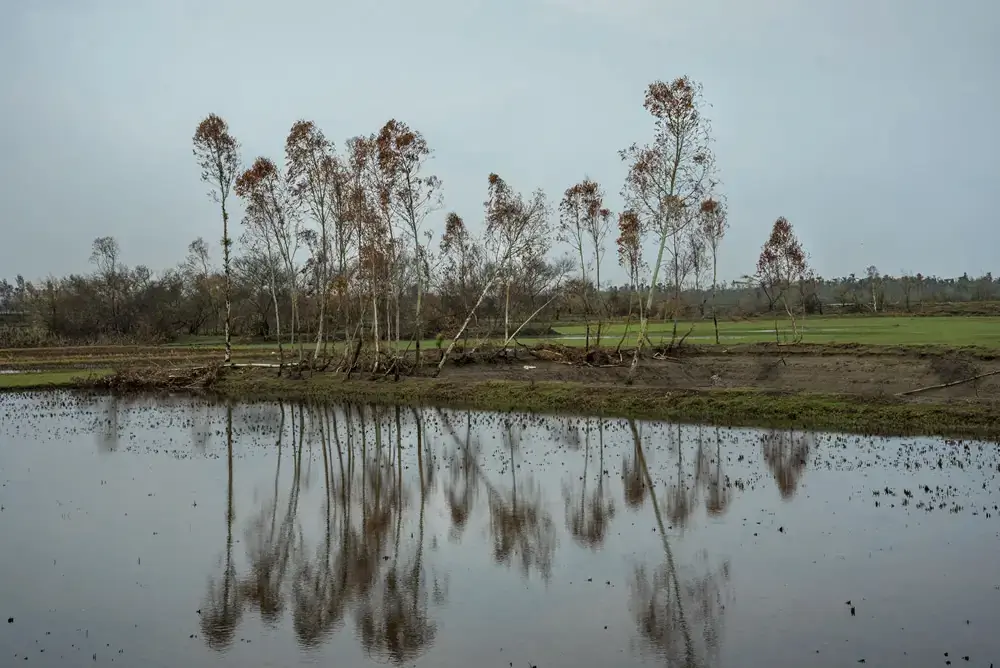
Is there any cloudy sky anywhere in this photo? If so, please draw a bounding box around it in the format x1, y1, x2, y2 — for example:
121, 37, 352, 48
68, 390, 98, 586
1, 0, 997, 284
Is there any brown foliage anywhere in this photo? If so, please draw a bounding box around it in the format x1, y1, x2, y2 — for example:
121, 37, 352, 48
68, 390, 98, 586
374, 120, 440, 203
620, 76, 714, 227
756, 217, 807, 289
235, 157, 284, 225
698, 197, 728, 246
616, 210, 642, 275
193, 114, 241, 202
484, 173, 549, 265
440, 213, 468, 254
285, 120, 341, 220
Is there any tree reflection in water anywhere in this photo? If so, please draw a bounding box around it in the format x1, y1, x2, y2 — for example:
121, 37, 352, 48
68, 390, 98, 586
761, 428, 815, 499
191, 405, 799, 664
444, 411, 479, 543
200, 402, 244, 650
628, 419, 731, 668
563, 418, 616, 549
242, 402, 301, 627
355, 407, 439, 663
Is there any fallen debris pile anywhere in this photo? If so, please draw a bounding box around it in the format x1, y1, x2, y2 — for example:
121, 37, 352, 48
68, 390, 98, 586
87, 364, 223, 391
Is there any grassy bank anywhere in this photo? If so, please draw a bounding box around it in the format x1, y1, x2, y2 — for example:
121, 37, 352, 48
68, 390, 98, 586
0, 368, 113, 390
207, 369, 999, 440
4, 331, 1000, 439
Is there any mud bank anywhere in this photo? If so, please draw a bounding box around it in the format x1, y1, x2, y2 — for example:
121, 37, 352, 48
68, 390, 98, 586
4, 343, 1000, 438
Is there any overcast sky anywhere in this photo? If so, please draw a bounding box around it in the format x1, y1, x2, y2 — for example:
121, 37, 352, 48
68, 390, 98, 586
1, 0, 997, 284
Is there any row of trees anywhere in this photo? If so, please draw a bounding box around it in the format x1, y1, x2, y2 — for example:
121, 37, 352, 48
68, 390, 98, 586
3, 75, 996, 353
188, 75, 747, 374
1, 238, 994, 349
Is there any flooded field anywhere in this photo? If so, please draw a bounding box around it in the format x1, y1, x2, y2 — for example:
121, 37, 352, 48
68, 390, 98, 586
1, 392, 998, 667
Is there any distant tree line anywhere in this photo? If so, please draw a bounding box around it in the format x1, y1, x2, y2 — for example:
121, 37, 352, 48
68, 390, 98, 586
2, 242, 993, 350
1, 76, 996, 356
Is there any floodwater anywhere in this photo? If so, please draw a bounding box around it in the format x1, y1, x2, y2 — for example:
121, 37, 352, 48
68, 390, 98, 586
1, 393, 998, 668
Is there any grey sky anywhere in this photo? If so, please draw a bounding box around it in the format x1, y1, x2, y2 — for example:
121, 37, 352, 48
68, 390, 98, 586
1, 0, 997, 284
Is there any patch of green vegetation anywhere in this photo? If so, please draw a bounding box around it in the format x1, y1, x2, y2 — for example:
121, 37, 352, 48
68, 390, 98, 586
155, 315, 1000, 353
550, 316, 1000, 347
0, 368, 113, 390
211, 371, 1000, 440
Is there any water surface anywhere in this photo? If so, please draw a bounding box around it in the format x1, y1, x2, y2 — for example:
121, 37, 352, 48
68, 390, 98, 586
1, 391, 998, 667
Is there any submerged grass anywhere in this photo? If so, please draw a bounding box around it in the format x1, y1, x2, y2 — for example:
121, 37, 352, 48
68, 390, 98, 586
210, 370, 1000, 440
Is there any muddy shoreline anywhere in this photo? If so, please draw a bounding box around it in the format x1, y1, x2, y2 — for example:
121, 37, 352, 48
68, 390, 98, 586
3, 342, 998, 439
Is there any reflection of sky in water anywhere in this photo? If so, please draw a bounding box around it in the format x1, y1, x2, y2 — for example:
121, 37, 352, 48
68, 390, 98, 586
1, 392, 998, 667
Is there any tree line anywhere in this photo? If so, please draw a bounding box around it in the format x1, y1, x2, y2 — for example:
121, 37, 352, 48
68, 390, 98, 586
2, 75, 996, 356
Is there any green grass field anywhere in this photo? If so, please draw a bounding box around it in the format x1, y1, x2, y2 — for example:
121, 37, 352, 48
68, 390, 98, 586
165, 315, 1000, 351
551, 316, 1000, 347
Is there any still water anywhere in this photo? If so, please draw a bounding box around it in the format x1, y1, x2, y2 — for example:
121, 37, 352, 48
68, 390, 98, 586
1, 391, 998, 667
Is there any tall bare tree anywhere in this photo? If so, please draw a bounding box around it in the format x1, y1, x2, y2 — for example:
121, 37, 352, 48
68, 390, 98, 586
559, 178, 612, 349
193, 114, 241, 363
90, 236, 123, 333
376, 120, 442, 367
865, 264, 882, 313
698, 197, 728, 343
285, 120, 340, 362
236, 156, 299, 369
616, 210, 644, 352
621, 77, 715, 377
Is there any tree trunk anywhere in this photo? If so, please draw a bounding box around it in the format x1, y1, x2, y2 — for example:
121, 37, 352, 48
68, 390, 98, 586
782, 294, 799, 341
372, 292, 380, 369
711, 249, 720, 345
436, 273, 500, 377
414, 267, 424, 368
269, 270, 284, 375
671, 233, 681, 343
313, 230, 328, 361
629, 226, 670, 380
221, 204, 232, 364
594, 259, 602, 348
504, 280, 511, 344
501, 291, 560, 349
617, 287, 634, 353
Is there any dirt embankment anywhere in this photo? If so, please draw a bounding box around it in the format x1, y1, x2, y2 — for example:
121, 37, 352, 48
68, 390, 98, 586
4, 342, 999, 403
4, 342, 1000, 438
434, 343, 1000, 404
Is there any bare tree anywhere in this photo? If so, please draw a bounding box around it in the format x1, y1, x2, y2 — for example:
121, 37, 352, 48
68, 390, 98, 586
346, 135, 392, 366
687, 227, 707, 315
193, 114, 242, 363
236, 157, 299, 370
865, 264, 882, 313
435, 174, 549, 376
698, 197, 728, 344
559, 178, 612, 349
558, 182, 591, 341
900, 272, 915, 312
615, 210, 644, 351
285, 120, 340, 362
376, 120, 442, 368
756, 217, 809, 341
90, 236, 123, 333
620, 77, 715, 377
438, 212, 484, 345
